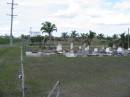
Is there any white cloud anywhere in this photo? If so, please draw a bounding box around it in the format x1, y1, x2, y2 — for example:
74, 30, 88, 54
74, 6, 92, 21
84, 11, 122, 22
114, 0, 130, 10
1, 0, 130, 36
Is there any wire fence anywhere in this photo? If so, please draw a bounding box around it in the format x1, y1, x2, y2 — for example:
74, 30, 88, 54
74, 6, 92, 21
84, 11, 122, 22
47, 81, 61, 97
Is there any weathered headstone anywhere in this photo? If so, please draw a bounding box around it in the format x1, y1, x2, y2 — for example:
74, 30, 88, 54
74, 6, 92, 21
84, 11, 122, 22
105, 47, 112, 55
26, 51, 42, 57
85, 45, 89, 51
113, 44, 116, 49
70, 42, 74, 50
94, 48, 98, 52
117, 47, 124, 54
56, 43, 62, 52
64, 42, 77, 57
106, 47, 110, 53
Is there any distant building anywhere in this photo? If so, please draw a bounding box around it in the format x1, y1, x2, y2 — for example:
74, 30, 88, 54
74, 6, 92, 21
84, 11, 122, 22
30, 31, 41, 37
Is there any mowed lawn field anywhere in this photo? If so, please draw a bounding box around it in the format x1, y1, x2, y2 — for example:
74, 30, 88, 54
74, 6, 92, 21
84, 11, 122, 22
0, 47, 130, 97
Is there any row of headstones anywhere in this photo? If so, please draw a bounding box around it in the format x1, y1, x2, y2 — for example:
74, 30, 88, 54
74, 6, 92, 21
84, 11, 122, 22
56, 42, 129, 54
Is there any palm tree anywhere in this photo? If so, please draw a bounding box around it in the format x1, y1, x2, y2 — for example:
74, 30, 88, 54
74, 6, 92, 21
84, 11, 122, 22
42, 35, 48, 48
97, 33, 104, 40
80, 33, 88, 44
61, 32, 69, 40
41, 21, 57, 47
119, 33, 126, 48
70, 30, 78, 42
87, 30, 96, 45
112, 34, 119, 48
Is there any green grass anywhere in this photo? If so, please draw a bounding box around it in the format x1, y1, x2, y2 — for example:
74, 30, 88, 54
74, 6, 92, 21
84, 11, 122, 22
0, 47, 21, 97
0, 47, 130, 97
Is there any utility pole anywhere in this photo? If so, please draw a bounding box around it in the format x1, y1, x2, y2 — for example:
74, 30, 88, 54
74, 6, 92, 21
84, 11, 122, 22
128, 28, 130, 48
7, 0, 17, 46
21, 39, 25, 97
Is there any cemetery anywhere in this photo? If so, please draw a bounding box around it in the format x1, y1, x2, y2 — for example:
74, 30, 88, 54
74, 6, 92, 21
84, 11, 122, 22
1, 0, 130, 96
25, 42, 130, 57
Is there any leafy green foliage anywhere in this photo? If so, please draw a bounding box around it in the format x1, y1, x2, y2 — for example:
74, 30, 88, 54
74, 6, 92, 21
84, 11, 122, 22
61, 32, 69, 40
41, 21, 57, 37
0, 36, 9, 44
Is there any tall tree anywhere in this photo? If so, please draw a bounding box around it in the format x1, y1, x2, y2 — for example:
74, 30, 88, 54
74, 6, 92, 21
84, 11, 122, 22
61, 32, 69, 40
80, 33, 88, 44
87, 30, 96, 45
119, 33, 126, 48
70, 30, 78, 42
40, 21, 57, 47
112, 34, 119, 48
97, 33, 104, 40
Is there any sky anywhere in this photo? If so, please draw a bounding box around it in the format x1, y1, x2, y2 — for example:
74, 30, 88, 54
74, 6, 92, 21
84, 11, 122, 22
0, 0, 130, 37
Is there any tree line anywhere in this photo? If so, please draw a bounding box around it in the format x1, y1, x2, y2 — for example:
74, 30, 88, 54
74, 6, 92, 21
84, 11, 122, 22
0, 21, 130, 49
39, 21, 130, 49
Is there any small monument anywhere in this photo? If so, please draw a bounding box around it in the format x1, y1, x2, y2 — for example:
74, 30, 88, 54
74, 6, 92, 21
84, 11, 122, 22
105, 47, 112, 55
56, 42, 62, 53
92, 48, 98, 56
128, 48, 130, 54
79, 46, 82, 50
94, 48, 98, 52
70, 42, 74, 50
117, 47, 124, 54
26, 51, 42, 57
112, 44, 116, 49
65, 42, 77, 57
85, 45, 89, 51
106, 47, 110, 53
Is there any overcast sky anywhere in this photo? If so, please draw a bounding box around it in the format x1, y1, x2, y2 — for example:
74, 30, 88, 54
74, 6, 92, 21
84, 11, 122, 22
0, 0, 130, 37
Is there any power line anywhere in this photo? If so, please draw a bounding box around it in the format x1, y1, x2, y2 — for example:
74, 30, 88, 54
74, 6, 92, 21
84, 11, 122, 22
7, 0, 17, 46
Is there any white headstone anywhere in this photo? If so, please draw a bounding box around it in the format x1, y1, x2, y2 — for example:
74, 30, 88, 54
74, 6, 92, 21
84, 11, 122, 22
56, 43, 62, 52
65, 52, 77, 57
105, 47, 112, 53
113, 44, 116, 49
128, 48, 130, 51
26, 51, 42, 57
70, 42, 74, 50
94, 48, 98, 52
117, 47, 124, 53
85, 45, 89, 51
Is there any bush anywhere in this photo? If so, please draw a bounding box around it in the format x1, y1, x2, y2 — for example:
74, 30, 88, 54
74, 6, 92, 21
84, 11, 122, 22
0, 36, 9, 44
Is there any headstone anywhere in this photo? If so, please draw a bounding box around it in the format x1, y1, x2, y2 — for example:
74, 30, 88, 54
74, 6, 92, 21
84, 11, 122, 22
65, 52, 77, 57
105, 47, 112, 53
56, 43, 62, 52
64, 42, 77, 57
94, 48, 98, 52
117, 47, 124, 54
128, 48, 130, 54
70, 42, 74, 50
83, 43, 86, 49
85, 45, 89, 51
26, 51, 42, 57
113, 44, 116, 49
